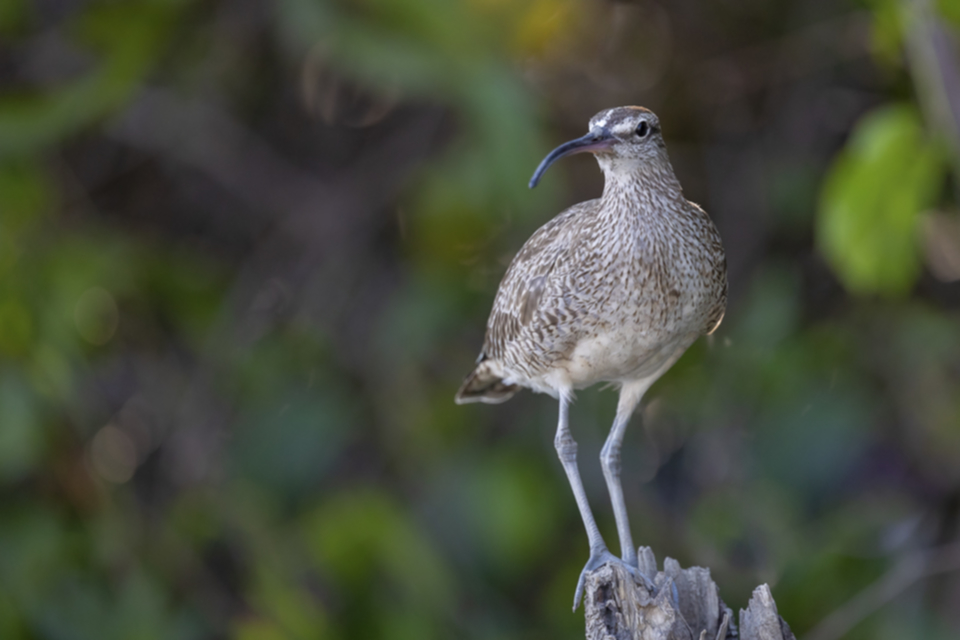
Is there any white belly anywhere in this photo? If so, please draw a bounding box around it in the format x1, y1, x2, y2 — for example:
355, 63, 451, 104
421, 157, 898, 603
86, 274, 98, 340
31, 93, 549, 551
561, 329, 696, 389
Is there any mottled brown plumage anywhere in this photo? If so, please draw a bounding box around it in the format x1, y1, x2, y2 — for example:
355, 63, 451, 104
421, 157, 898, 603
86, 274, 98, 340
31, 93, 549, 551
455, 106, 727, 610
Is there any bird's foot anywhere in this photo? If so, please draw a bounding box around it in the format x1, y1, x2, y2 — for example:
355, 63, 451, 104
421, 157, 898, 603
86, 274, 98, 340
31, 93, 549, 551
572, 547, 656, 611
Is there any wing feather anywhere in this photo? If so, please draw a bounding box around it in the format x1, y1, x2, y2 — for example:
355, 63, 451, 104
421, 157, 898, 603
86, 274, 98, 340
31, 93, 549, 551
481, 199, 598, 360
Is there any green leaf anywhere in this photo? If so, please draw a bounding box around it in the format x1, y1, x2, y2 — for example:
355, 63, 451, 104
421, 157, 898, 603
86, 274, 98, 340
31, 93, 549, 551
817, 104, 944, 296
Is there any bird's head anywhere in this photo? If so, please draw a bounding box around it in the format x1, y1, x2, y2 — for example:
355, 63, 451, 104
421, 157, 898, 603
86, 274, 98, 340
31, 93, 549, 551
528, 106, 666, 189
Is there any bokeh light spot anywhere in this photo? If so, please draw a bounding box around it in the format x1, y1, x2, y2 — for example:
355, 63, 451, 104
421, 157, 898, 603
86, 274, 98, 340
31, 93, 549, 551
90, 424, 137, 484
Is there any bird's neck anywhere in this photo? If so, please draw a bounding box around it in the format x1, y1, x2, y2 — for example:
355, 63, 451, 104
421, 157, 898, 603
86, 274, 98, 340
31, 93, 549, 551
599, 162, 685, 221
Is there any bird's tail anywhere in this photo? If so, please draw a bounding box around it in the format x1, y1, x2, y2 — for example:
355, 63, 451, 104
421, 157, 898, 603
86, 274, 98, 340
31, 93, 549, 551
454, 359, 519, 405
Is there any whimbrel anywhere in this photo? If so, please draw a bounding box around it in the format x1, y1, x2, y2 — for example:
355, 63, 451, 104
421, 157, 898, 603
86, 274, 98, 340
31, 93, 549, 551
455, 106, 727, 609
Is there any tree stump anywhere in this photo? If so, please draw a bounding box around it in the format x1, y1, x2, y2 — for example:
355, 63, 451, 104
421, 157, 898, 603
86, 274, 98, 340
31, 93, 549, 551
582, 547, 796, 640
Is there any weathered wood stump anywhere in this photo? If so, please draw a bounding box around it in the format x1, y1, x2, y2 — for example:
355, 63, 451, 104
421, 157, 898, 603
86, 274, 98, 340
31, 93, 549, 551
583, 547, 795, 640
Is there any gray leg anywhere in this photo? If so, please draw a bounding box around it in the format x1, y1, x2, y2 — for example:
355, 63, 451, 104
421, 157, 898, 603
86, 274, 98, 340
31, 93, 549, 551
599, 383, 648, 569
600, 346, 695, 574
554, 392, 606, 554
555, 392, 647, 610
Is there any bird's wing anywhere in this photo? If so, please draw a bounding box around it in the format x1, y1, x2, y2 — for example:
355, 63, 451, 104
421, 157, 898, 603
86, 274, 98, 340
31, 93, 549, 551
481, 199, 599, 361
685, 200, 728, 335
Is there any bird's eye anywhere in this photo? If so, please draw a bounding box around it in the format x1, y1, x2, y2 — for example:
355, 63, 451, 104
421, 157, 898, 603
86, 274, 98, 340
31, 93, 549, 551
636, 122, 650, 138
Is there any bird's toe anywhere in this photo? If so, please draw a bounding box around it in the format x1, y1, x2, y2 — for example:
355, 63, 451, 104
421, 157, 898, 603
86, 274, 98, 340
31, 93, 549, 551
573, 548, 656, 611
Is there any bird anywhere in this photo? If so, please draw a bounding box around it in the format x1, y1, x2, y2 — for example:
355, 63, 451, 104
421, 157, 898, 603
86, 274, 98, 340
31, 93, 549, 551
454, 106, 727, 610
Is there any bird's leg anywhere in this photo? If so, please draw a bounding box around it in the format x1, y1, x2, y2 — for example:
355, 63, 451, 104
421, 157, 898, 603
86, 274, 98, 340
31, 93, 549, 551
599, 382, 648, 570
555, 392, 640, 610
554, 392, 605, 552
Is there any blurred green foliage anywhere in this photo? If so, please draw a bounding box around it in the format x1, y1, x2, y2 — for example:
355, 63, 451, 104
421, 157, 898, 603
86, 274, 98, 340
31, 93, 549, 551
1, 0, 959, 639
0, 1, 184, 158
817, 105, 944, 295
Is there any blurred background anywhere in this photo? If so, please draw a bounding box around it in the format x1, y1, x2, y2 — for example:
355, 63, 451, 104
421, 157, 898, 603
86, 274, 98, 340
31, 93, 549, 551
1, 0, 960, 638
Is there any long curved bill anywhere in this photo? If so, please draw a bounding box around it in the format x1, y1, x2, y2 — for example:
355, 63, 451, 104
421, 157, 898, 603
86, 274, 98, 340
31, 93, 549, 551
528, 130, 615, 189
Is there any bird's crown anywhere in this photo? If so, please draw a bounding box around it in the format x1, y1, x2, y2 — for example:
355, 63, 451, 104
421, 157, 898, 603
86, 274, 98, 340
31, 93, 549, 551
588, 106, 661, 143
